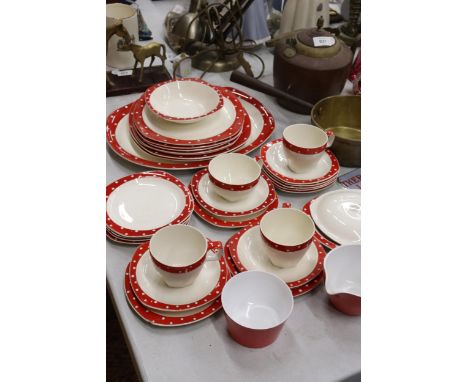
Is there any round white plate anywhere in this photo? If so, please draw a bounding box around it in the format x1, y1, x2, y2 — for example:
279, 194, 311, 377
106, 172, 192, 235
107, 177, 185, 230
134, 250, 224, 309
232, 226, 318, 284
310, 189, 361, 245
124, 263, 223, 327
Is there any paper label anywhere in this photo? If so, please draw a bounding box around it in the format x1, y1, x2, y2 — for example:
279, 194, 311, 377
111, 69, 133, 77
338, 168, 361, 189
171, 5, 185, 14
313, 36, 335, 47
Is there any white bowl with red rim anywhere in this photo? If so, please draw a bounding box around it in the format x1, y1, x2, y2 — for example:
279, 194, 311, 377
260, 208, 315, 268
283, 124, 335, 173
324, 244, 361, 315
149, 225, 222, 288
144, 78, 224, 124
221, 270, 294, 348
208, 153, 261, 202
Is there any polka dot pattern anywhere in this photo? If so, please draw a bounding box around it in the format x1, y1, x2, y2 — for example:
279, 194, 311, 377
228, 224, 327, 288
190, 169, 277, 217
192, 196, 279, 229
128, 242, 229, 311
124, 263, 223, 327
222, 87, 275, 155
260, 139, 340, 185
144, 78, 224, 122
133, 87, 244, 145
223, 237, 325, 297
106, 171, 194, 238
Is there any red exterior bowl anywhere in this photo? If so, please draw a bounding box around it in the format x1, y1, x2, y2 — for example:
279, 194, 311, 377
221, 271, 294, 348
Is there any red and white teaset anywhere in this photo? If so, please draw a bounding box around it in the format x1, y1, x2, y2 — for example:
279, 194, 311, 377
106, 78, 361, 348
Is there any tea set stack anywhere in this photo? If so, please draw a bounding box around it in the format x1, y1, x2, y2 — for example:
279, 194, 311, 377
107, 78, 361, 348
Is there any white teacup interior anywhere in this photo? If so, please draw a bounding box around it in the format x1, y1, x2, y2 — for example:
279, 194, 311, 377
260, 208, 315, 246
151, 81, 220, 119
222, 271, 293, 329
209, 153, 261, 185
283, 124, 327, 149
150, 225, 207, 267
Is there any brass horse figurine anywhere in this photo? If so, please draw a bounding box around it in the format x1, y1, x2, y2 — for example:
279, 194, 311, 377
118, 41, 167, 83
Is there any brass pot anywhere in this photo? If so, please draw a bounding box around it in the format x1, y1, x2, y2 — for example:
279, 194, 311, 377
311, 95, 361, 167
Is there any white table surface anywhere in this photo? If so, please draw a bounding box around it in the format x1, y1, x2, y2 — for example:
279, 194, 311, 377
107, 1, 360, 380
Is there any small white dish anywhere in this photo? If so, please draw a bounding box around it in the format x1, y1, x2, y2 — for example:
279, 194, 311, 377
208, 153, 261, 202
231, 226, 321, 284
310, 189, 361, 245
144, 78, 223, 123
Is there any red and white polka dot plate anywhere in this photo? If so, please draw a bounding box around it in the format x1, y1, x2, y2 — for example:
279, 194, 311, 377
128, 241, 229, 312
124, 263, 223, 327
190, 169, 277, 218
106, 171, 193, 239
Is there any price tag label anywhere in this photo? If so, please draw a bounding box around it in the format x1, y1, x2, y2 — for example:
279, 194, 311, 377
172, 5, 185, 14
313, 36, 335, 47
111, 69, 133, 77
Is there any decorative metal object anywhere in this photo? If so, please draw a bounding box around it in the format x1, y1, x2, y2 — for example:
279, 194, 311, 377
118, 41, 167, 83
165, 0, 265, 78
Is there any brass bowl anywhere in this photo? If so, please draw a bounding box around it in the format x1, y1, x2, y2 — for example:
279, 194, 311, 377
311, 95, 361, 167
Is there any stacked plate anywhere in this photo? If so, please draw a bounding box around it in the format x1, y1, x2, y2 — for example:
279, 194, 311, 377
189, 168, 280, 228
106, 171, 194, 244
302, 189, 361, 249
106, 80, 275, 170
223, 223, 326, 297
123, 241, 229, 327
260, 138, 340, 193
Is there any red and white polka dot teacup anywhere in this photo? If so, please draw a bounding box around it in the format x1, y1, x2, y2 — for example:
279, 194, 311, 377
208, 153, 261, 202
282, 124, 335, 173
260, 208, 315, 268
149, 225, 223, 288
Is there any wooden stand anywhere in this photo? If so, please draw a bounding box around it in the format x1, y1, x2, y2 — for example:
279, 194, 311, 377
106, 65, 171, 97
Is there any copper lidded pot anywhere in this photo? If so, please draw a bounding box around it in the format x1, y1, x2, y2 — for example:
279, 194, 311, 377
273, 27, 353, 114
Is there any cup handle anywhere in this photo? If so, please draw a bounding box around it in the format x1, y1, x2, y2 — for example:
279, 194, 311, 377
206, 240, 224, 261
326, 130, 335, 148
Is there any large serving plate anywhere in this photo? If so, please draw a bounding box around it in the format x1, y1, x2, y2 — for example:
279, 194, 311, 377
190, 169, 276, 217
124, 264, 223, 327
261, 139, 340, 184
106, 171, 193, 238
228, 225, 326, 288
310, 189, 361, 245
128, 242, 228, 311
